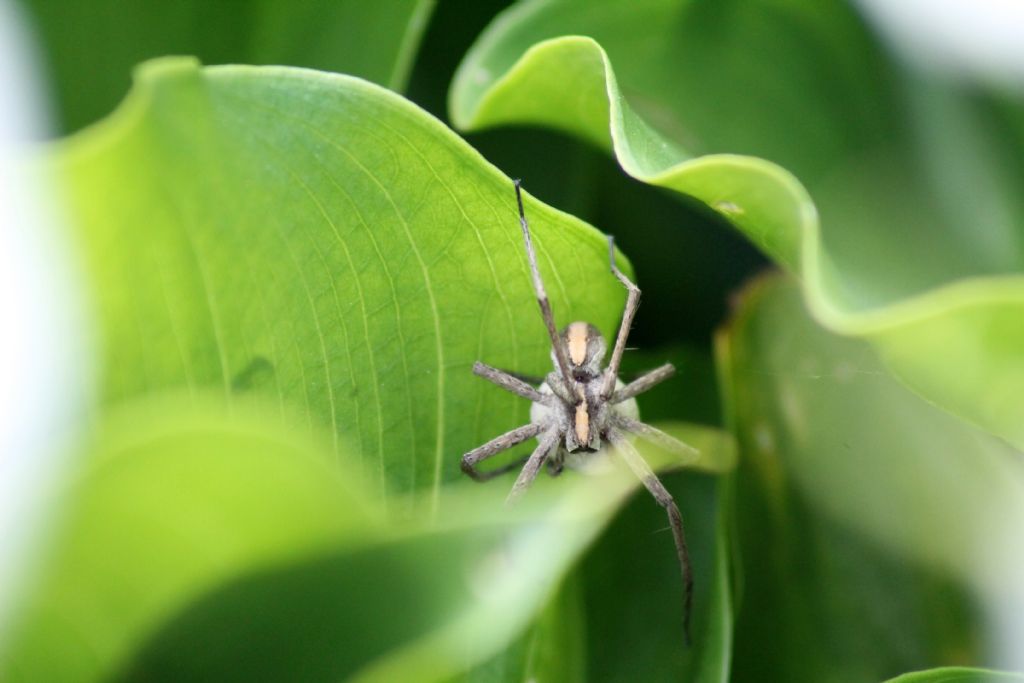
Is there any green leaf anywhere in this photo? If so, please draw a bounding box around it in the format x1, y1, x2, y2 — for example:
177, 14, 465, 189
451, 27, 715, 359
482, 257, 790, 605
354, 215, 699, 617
884, 668, 1024, 683
449, 0, 1024, 451
57, 56, 631, 503
28, 54, 740, 680
717, 274, 1024, 680
19, 0, 435, 132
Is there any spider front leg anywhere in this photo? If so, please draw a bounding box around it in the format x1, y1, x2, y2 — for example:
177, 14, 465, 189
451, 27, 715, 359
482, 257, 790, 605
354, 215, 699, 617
473, 362, 549, 403
514, 180, 575, 390
612, 363, 675, 404
601, 235, 642, 399
607, 428, 694, 645
462, 422, 544, 481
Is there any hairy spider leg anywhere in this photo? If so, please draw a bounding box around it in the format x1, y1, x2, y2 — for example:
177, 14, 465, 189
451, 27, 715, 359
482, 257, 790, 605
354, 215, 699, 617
514, 180, 575, 391
601, 235, 643, 399
461, 422, 545, 481
611, 414, 699, 464
607, 428, 693, 645
612, 363, 675, 403
473, 361, 548, 403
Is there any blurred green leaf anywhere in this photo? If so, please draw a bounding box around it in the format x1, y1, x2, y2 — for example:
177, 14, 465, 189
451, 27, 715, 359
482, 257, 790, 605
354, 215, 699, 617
20, 0, 435, 132
884, 668, 1024, 683
447, 581, 587, 683
449, 0, 1024, 451
717, 274, 1024, 681
119, 451, 733, 683
56, 56, 632, 504
0, 396, 734, 682
0, 399, 376, 682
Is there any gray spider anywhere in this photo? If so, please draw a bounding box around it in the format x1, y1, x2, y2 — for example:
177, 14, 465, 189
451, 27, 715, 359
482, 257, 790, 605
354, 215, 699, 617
461, 179, 698, 643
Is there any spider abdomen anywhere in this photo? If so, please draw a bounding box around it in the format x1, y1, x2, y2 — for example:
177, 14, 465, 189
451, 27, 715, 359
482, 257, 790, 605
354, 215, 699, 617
530, 376, 638, 466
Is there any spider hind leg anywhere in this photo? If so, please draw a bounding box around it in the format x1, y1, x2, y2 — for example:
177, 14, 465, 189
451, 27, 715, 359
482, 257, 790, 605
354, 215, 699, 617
546, 447, 566, 477
607, 428, 694, 646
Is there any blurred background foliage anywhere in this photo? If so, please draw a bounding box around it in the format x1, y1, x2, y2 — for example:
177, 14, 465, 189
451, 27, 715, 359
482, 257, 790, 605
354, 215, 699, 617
3, 0, 1023, 681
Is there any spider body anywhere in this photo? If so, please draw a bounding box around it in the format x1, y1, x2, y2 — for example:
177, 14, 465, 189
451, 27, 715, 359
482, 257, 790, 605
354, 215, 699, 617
461, 179, 698, 644
530, 370, 638, 474
530, 324, 639, 450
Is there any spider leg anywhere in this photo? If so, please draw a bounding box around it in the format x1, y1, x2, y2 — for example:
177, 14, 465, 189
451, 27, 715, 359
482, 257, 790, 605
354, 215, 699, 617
601, 235, 642, 398
506, 426, 562, 503
462, 422, 545, 481
612, 363, 675, 403
611, 414, 700, 462
514, 180, 575, 390
607, 428, 693, 645
473, 362, 549, 403
467, 455, 531, 481
499, 368, 545, 386
546, 448, 565, 477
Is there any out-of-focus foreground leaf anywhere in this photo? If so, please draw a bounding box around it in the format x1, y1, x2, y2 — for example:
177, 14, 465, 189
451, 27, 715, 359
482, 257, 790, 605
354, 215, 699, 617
884, 668, 1024, 683
449, 0, 1024, 451
0, 399, 376, 682
0, 398, 733, 682
18, 0, 435, 132
124, 434, 734, 683
717, 274, 1024, 680
57, 56, 630, 504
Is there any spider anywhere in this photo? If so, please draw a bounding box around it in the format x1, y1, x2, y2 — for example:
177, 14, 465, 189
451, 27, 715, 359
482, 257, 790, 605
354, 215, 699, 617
461, 179, 698, 643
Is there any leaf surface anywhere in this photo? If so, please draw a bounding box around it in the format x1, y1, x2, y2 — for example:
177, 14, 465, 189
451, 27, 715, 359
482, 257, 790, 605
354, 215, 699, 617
59, 56, 630, 504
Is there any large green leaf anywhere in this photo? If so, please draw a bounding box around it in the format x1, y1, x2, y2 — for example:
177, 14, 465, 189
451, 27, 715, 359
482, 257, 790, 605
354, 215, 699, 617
28, 56, 738, 679
19, 0, 435, 132
717, 274, 1024, 681
58, 56, 632, 504
449, 0, 1024, 451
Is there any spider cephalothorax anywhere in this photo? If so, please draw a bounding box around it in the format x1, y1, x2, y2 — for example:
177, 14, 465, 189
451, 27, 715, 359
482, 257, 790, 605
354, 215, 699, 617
461, 179, 699, 643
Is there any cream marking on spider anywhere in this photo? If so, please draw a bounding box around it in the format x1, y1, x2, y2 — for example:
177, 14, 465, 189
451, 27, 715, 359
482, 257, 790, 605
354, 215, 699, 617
574, 391, 590, 445
567, 321, 589, 365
